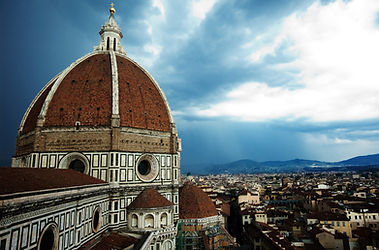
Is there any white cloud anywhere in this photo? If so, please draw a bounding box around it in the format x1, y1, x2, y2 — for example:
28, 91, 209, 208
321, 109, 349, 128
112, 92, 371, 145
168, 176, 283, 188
191, 0, 217, 20
304, 134, 352, 145
153, 0, 165, 16
146, 22, 153, 35
334, 138, 353, 144
194, 0, 379, 122
144, 44, 161, 56
130, 0, 207, 71
349, 130, 379, 136
250, 34, 285, 62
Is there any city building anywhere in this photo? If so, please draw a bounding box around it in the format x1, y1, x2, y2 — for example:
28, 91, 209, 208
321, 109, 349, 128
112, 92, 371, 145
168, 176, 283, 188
178, 183, 236, 249
1, 5, 181, 250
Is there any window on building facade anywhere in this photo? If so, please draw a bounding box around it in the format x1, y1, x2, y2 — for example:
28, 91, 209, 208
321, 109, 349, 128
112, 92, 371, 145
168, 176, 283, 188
68, 159, 85, 173
162, 240, 173, 250
38, 223, 58, 250
92, 207, 101, 232
138, 160, 151, 175
145, 214, 154, 228
0, 239, 6, 250
161, 213, 168, 227
132, 214, 138, 227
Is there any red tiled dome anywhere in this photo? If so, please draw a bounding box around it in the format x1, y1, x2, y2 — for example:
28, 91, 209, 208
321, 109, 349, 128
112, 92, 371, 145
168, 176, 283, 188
179, 183, 218, 219
127, 188, 173, 209
19, 52, 172, 134
117, 56, 171, 131
44, 54, 113, 127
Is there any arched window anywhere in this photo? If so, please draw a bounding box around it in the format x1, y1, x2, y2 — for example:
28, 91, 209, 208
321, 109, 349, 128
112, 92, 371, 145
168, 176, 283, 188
144, 214, 154, 228
161, 213, 168, 227
114, 38, 116, 51
162, 240, 173, 250
92, 207, 101, 232
68, 159, 85, 173
131, 214, 138, 227
107, 37, 110, 50
38, 223, 58, 250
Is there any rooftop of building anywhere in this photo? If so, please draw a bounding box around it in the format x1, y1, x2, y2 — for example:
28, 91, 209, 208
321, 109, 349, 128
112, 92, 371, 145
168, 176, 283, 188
0, 167, 106, 196
179, 183, 218, 219
307, 212, 349, 221
80, 232, 138, 250
127, 188, 173, 209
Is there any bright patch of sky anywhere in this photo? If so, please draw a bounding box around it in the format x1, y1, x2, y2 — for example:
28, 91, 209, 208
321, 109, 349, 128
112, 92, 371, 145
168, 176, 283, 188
193, 0, 379, 123
192, 0, 217, 20
153, 0, 165, 16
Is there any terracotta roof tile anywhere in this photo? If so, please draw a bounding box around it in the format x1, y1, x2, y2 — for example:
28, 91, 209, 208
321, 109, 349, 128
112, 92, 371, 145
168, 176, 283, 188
117, 56, 171, 131
84, 232, 138, 250
220, 203, 230, 217
0, 167, 106, 195
308, 212, 349, 221
45, 54, 112, 127
21, 52, 171, 133
21, 81, 54, 134
179, 183, 218, 219
127, 188, 173, 209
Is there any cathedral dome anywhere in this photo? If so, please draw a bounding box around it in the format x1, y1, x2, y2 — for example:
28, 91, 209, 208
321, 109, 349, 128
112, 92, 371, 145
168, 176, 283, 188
18, 5, 173, 136
14, 6, 181, 160
19, 52, 173, 134
179, 183, 218, 219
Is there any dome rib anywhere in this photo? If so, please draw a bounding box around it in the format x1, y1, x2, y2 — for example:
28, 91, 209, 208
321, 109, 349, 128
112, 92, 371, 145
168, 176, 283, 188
110, 51, 120, 117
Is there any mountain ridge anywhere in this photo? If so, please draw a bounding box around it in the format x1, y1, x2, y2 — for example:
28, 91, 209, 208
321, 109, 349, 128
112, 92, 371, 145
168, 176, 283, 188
182, 153, 379, 175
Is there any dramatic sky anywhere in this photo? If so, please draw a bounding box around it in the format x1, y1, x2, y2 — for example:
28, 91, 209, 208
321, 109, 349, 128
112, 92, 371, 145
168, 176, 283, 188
1, 0, 379, 166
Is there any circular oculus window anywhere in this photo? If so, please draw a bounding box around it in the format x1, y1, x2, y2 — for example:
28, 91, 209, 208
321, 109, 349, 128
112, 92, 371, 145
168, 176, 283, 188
136, 154, 159, 182
138, 160, 151, 175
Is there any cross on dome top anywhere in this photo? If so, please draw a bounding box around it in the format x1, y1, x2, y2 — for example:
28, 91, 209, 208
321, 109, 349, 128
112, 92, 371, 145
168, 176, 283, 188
110, 3, 115, 15
94, 3, 126, 54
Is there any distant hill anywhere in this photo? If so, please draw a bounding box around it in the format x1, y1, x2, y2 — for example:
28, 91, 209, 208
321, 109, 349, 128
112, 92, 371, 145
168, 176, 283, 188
182, 153, 379, 175
338, 154, 379, 166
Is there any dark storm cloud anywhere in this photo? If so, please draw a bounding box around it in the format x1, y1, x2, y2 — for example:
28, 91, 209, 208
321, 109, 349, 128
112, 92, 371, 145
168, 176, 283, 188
1, 0, 379, 166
